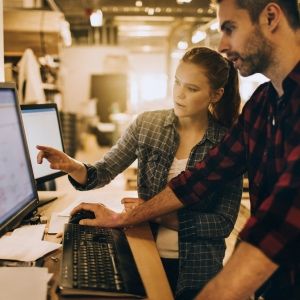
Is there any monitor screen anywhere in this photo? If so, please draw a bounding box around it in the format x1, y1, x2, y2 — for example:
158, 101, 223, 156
21, 103, 66, 184
0, 83, 38, 237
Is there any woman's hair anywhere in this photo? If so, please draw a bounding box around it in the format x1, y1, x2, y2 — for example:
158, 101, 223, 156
182, 47, 241, 128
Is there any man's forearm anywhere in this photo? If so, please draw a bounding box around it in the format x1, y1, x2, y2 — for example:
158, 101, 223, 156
196, 241, 279, 300
120, 186, 183, 227
153, 212, 179, 230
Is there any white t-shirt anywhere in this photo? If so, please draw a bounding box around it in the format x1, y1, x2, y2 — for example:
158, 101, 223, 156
156, 157, 188, 258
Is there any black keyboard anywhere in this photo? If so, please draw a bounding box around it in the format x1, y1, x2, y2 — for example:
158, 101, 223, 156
58, 223, 146, 298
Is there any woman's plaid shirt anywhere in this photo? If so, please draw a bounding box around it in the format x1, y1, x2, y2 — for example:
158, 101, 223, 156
70, 109, 242, 295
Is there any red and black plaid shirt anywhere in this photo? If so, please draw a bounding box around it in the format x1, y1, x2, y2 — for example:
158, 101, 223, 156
169, 62, 300, 296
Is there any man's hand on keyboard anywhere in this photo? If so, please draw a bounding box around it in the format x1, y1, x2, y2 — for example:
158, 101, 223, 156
71, 203, 125, 227
71, 187, 183, 228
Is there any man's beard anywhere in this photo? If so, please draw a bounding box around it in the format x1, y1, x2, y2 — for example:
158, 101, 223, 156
229, 26, 274, 77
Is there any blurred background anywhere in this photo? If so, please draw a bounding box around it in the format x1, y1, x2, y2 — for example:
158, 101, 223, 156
3, 0, 296, 153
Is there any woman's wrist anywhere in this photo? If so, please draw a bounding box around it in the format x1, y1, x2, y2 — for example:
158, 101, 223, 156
69, 160, 88, 185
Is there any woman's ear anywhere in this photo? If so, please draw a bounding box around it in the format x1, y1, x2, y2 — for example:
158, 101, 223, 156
211, 88, 224, 103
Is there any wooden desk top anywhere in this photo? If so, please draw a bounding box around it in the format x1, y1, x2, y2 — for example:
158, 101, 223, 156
39, 190, 174, 300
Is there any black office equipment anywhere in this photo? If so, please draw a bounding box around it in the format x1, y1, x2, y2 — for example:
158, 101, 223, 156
21, 103, 65, 184
0, 82, 39, 237
21, 103, 66, 206
59, 223, 146, 298
69, 210, 95, 224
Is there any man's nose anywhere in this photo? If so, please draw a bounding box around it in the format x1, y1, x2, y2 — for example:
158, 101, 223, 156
218, 34, 230, 55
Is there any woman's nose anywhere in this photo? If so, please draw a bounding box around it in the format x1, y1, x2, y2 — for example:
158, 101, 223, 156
176, 87, 185, 99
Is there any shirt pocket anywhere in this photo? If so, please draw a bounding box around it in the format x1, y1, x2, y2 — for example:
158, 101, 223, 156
135, 147, 165, 190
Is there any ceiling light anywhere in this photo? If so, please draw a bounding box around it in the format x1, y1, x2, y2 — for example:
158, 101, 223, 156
135, 1, 143, 7
177, 41, 188, 50
210, 21, 219, 31
90, 9, 103, 27
142, 45, 152, 52
177, 0, 192, 4
191, 30, 207, 43
147, 8, 155, 15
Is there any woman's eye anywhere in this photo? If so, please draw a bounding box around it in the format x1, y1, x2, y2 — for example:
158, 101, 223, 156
187, 87, 198, 92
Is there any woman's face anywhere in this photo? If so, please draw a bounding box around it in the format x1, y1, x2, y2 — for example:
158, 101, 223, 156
173, 61, 213, 119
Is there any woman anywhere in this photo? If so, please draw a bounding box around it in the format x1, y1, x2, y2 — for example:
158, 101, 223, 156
37, 47, 242, 299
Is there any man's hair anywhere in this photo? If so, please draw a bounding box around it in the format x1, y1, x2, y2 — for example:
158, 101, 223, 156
214, 0, 300, 29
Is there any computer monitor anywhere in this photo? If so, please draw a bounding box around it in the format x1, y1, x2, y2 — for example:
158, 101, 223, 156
21, 103, 65, 184
0, 82, 38, 237
21, 103, 66, 206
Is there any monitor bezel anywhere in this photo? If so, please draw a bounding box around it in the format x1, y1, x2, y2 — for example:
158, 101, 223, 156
20, 103, 66, 184
0, 82, 39, 237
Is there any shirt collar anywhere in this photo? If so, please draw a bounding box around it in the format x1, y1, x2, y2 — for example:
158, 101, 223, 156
164, 109, 223, 144
282, 60, 300, 92
267, 60, 300, 105
163, 109, 177, 127
205, 113, 224, 144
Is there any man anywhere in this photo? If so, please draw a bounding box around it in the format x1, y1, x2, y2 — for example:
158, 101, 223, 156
71, 0, 300, 299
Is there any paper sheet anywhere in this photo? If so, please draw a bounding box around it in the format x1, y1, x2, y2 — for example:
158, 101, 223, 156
58, 189, 138, 217
11, 224, 46, 240
0, 267, 51, 300
0, 235, 61, 261
0, 224, 61, 261
48, 212, 69, 234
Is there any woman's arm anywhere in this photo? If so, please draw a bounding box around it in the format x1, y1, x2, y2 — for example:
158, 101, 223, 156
37, 145, 88, 184
70, 115, 144, 191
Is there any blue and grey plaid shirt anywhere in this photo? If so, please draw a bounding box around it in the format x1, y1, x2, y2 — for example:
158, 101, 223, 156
70, 109, 242, 296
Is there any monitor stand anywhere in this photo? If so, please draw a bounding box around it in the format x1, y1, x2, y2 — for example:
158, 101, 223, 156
37, 180, 58, 207
37, 191, 58, 207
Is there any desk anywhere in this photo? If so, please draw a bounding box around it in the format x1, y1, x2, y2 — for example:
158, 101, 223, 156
39, 190, 174, 300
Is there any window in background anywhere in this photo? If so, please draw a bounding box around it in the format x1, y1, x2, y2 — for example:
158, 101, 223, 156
128, 52, 170, 113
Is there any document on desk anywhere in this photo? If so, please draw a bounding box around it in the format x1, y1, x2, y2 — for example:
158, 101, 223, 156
58, 189, 138, 216
0, 267, 51, 300
11, 224, 46, 240
48, 212, 69, 234
0, 224, 61, 261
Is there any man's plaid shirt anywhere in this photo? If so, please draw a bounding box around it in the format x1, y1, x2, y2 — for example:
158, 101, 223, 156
70, 109, 242, 296
169, 62, 300, 298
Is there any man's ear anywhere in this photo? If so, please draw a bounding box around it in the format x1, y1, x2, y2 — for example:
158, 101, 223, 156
260, 3, 282, 32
